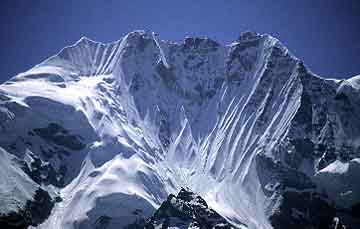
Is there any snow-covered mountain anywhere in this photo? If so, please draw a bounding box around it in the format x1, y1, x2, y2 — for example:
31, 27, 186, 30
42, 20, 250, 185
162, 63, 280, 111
0, 30, 359, 228
127, 187, 237, 228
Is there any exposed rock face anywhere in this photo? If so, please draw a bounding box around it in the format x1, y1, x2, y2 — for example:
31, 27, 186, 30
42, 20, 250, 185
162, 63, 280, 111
0, 148, 54, 228
126, 188, 237, 229
33, 123, 86, 151
269, 190, 335, 229
0, 188, 54, 229
0, 31, 359, 228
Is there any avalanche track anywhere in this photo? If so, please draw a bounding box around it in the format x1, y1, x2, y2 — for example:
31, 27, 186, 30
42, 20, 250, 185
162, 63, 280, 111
1, 31, 360, 229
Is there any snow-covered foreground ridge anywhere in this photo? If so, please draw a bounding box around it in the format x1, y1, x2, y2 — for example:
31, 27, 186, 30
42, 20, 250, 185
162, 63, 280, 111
0, 30, 360, 228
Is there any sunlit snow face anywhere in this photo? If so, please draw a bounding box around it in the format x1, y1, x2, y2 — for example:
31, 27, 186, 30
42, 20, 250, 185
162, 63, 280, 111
1, 29, 360, 229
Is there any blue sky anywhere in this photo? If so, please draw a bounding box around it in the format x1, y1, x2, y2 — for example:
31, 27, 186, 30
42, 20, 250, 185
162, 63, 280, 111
0, 0, 359, 82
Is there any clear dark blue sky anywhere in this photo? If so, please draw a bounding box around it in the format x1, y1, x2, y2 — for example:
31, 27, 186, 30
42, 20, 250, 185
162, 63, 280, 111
1, 0, 359, 82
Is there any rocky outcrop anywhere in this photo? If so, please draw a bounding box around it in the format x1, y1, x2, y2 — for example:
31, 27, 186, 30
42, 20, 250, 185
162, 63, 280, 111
1, 31, 360, 228
0, 188, 54, 229
127, 188, 237, 229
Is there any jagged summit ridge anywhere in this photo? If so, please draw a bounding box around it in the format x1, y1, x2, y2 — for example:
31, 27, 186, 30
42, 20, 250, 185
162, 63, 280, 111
10, 30, 286, 81
0, 31, 359, 229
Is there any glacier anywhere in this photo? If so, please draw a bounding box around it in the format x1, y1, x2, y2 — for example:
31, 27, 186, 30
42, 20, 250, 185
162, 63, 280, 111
0, 30, 359, 228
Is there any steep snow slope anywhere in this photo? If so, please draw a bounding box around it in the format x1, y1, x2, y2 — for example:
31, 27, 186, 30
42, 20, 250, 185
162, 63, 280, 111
0, 31, 359, 228
0, 147, 54, 228
0, 147, 37, 215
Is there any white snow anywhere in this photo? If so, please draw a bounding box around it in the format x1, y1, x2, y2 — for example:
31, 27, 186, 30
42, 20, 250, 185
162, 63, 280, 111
0, 147, 38, 214
314, 159, 360, 208
1, 31, 358, 229
152, 32, 170, 69
346, 74, 360, 90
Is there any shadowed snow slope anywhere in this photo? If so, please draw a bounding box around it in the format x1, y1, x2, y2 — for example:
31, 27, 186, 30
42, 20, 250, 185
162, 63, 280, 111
0, 30, 360, 228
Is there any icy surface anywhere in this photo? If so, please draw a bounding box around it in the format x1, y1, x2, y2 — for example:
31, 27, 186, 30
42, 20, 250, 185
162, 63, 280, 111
0, 147, 38, 214
0, 30, 360, 228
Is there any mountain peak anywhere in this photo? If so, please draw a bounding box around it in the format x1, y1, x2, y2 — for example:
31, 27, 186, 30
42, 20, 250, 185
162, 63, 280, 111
238, 31, 261, 41
1, 30, 360, 229
77, 36, 94, 43
130, 188, 238, 228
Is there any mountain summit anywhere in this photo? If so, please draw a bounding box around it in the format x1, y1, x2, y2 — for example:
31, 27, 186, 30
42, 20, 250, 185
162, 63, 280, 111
0, 31, 359, 228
